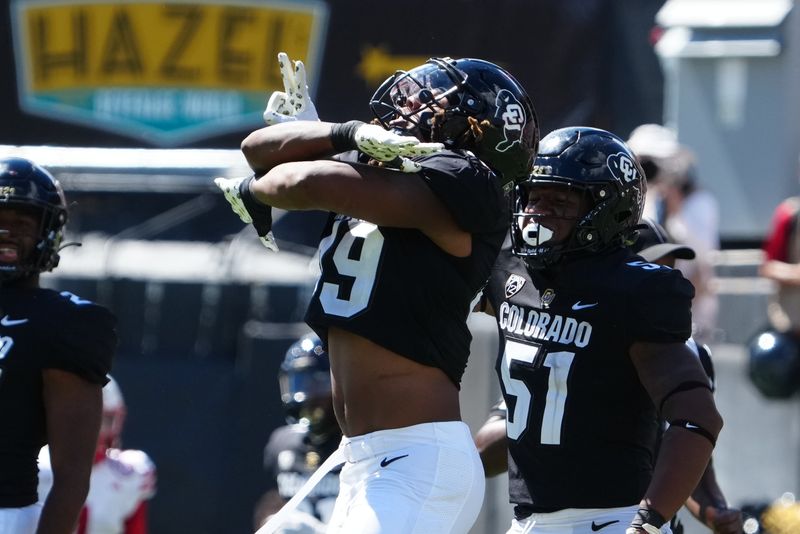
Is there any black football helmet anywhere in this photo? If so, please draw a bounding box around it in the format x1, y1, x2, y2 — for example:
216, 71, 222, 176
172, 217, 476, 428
279, 333, 337, 439
511, 127, 646, 270
0, 157, 68, 281
370, 57, 539, 188
748, 329, 800, 399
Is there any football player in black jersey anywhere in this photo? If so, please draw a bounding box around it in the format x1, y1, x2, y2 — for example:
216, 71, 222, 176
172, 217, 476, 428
474, 127, 722, 534
216, 53, 538, 533
476, 217, 741, 534
0, 157, 116, 534
254, 333, 340, 533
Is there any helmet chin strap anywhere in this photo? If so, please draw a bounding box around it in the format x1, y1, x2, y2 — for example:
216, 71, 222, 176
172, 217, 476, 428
521, 220, 554, 246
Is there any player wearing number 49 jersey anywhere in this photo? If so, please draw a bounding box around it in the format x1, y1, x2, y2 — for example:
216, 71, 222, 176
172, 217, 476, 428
476, 128, 722, 534
217, 53, 538, 534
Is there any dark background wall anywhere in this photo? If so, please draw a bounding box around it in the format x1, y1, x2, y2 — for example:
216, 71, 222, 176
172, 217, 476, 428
0, 0, 666, 147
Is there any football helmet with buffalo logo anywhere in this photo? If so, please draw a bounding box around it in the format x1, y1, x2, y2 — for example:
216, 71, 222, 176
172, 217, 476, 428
0, 157, 68, 281
511, 127, 646, 270
369, 57, 539, 187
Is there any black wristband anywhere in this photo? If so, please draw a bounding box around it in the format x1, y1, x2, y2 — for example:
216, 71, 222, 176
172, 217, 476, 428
238, 175, 273, 237
330, 120, 365, 153
631, 507, 667, 530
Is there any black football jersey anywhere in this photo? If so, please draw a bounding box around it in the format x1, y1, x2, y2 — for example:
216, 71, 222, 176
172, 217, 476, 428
263, 425, 341, 522
484, 246, 694, 513
0, 288, 116, 507
305, 150, 507, 387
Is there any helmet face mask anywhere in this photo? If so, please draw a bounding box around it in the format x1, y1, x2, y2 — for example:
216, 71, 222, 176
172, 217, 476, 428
370, 57, 539, 187
511, 181, 594, 268
0, 157, 67, 282
511, 127, 646, 270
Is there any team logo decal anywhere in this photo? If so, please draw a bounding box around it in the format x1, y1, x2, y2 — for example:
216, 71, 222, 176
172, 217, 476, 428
539, 288, 556, 309
494, 89, 526, 152
607, 152, 640, 184
505, 274, 526, 298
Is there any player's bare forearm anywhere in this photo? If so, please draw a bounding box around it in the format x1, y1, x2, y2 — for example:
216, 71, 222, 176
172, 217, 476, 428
241, 122, 338, 175
642, 427, 715, 521
36, 482, 89, 534
474, 417, 508, 477
760, 259, 800, 286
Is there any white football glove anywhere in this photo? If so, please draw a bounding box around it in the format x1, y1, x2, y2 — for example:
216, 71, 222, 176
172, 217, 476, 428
354, 124, 443, 173
263, 52, 319, 125
214, 176, 278, 252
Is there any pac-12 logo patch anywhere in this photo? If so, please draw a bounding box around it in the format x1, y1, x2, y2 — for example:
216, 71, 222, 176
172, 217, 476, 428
505, 274, 526, 298
494, 89, 526, 152
607, 152, 640, 184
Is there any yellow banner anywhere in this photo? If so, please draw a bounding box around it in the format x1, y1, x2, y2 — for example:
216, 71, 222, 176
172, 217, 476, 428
17, 1, 323, 92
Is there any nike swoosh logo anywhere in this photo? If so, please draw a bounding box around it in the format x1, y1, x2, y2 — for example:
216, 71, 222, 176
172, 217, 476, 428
591, 519, 620, 531
1, 315, 28, 326
572, 301, 598, 310
380, 454, 409, 468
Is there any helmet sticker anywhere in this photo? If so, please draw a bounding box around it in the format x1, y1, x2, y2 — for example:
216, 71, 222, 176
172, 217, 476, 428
494, 89, 527, 152
607, 152, 640, 184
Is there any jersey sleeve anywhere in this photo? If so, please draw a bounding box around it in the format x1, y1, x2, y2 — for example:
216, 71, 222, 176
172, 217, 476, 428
628, 267, 694, 343
416, 151, 507, 233
44, 294, 117, 384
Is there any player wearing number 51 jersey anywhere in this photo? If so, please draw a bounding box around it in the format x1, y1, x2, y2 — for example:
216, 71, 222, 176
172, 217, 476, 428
477, 128, 722, 534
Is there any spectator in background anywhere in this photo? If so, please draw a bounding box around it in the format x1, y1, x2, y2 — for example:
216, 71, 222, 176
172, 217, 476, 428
0, 157, 117, 534
254, 333, 340, 534
38, 376, 157, 534
628, 124, 720, 343
760, 187, 800, 337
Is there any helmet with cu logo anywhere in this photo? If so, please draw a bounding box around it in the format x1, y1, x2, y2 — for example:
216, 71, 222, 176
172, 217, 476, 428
748, 329, 800, 399
369, 57, 539, 188
510, 127, 646, 270
279, 333, 337, 441
0, 157, 68, 281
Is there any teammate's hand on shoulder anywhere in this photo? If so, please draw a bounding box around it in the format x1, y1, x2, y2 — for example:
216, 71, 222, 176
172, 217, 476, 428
213, 176, 278, 251
263, 52, 319, 125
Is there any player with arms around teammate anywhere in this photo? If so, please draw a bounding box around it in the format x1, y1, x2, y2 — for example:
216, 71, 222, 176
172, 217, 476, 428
254, 333, 341, 533
0, 157, 116, 534
38, 376, 156, 534
216, 54, 538, 533
475, 127, 722, 534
